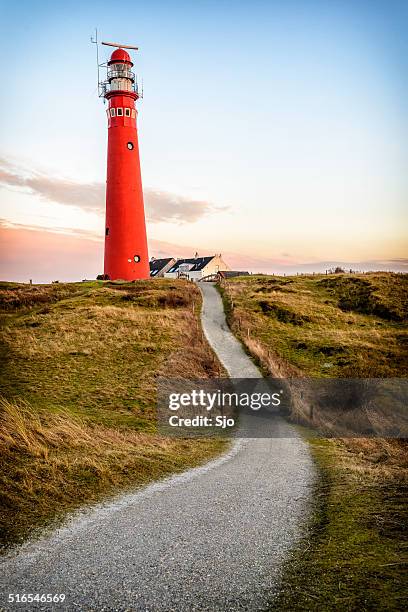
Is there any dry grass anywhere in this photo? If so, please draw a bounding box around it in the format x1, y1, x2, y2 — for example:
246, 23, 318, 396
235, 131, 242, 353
220, 272, 407, 452
0, 280, 226, 550
220, 272, 407, 378
220, 272, 408, 433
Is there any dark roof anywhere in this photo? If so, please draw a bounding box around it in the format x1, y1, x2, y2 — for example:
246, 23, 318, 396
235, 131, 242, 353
149, 258, 174, 273
167, 257, 215, 273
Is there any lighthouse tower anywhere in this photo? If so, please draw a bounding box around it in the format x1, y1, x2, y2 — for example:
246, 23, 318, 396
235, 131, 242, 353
102, 46, 149, 280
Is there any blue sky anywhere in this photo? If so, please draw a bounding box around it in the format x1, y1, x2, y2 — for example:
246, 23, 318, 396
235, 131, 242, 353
0, 0, 407, 280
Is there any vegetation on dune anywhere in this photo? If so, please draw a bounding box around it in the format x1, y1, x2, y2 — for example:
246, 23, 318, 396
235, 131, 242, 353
220, 272, 408, 378
220, 272, 407, 610
0, 280, 226, 551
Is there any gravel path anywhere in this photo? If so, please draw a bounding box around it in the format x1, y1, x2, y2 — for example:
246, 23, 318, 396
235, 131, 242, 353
199, 282, 261, 378
0, 283, 316, 612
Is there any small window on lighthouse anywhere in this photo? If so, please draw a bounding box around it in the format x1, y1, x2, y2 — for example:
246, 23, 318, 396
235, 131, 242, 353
131, 109, 136, 119
134, 255, 141, 263
127, 142, 134, 150
117, 108, 123, 116
125, 108, 131, 117
110, 108, 116, 117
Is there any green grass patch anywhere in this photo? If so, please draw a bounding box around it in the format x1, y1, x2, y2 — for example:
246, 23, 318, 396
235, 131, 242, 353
273, 437, 407, 611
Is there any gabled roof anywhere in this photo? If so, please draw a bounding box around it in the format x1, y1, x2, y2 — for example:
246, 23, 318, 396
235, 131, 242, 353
149, 258, 176, 277
149, 257, 174, 272
167, 256, 215, 273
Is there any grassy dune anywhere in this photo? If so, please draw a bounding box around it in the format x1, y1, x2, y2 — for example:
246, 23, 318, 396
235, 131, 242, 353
220, 272, 407, 610
220, 272, 407, 378
0, 280, 226, 551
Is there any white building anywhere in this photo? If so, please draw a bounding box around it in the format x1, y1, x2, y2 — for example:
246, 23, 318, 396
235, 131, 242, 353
164, 254, 230, 281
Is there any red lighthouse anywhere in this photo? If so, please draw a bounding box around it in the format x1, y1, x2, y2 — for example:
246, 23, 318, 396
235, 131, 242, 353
102, 44, 149, 280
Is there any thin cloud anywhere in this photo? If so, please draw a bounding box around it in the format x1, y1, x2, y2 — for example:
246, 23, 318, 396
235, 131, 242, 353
0, 218, 102, 241
144, 189, 227, 223
0, 158, 104, 211
0, 157, 228, 224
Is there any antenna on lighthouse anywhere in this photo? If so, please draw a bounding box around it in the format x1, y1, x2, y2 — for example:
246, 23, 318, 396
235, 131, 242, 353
101, 41, 139, 50
90, 28, 107, 98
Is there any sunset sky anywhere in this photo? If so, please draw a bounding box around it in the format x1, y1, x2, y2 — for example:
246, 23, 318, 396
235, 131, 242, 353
1, 0, 407, 282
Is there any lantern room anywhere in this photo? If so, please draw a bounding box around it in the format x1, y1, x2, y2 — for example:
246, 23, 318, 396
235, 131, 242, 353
106, 48, 135, 94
